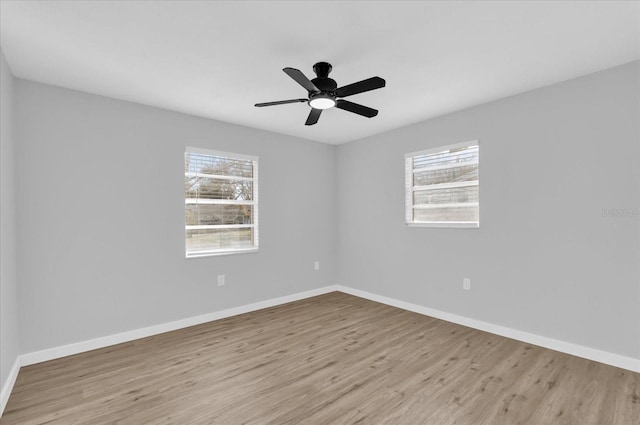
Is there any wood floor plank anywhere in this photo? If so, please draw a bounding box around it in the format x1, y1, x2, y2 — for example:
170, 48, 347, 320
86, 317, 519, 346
1, 292, 638, 424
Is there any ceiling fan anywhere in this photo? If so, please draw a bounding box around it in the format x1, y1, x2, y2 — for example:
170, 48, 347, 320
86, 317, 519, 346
255, 62, 386, 126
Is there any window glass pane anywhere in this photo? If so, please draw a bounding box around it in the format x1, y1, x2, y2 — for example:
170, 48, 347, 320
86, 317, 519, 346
414, 206, 479, 222
413, 164, 478, 186
406, 142, 479, 226
186, 204, 253, 226
414, 186, 479, 205
185, 148, 258, 256
185, 177, 253, 201
413, 146, 478, 168
186, 228, 254, 253
185, 153, 253, 178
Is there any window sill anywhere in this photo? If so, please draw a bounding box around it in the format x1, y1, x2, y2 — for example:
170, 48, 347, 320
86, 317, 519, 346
186, 248, 259, 259
406, 222, 479, 229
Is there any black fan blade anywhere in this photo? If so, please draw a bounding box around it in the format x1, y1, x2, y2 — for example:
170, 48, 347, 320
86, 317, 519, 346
336, 100, 378, 118
335, 76, 385, 98
255, 98, 307, 107
284, 67, 320, 93
305, 108, 322, 126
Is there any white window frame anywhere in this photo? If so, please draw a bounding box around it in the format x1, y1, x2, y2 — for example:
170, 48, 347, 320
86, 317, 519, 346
185, 146, 259, 258
405, 140, 479, 228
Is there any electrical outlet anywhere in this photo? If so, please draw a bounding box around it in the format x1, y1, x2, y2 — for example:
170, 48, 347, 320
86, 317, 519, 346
314, 261, 320, 271
217, 274, 225, 286
463, 278, 471, 291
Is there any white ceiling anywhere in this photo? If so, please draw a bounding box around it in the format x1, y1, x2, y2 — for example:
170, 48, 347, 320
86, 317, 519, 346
1, 1, 639, 145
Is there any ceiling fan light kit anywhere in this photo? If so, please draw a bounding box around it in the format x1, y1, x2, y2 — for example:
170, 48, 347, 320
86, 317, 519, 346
255, 61, 386, 126
308, 93, 336, 110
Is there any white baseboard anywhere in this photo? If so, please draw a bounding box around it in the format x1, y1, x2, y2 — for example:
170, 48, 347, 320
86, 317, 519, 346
3, 283, 638, 418
1, 285, 338, 417
336, 285, 640, 373
0, 357, 21, 417
20, 285, 339, 367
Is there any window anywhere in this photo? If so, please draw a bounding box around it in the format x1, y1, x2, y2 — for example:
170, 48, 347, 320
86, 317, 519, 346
405, 141, 479, 228
185, 147, 258, 257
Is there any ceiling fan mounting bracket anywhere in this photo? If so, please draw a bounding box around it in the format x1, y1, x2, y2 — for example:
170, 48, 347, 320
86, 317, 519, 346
312, 62, 332, 78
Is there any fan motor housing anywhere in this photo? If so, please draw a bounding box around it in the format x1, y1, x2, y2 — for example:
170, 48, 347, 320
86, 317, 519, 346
311, 77, 337, 92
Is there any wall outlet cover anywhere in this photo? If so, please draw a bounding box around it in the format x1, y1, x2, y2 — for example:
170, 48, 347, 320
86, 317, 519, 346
463, 278, 471, 291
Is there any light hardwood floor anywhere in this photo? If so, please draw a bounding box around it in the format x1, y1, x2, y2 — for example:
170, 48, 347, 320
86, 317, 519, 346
2, 292, 639, 424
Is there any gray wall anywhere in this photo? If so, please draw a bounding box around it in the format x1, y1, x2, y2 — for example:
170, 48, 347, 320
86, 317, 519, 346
1, 50, 20, 389
15, 80, 337, 353
9, 60, 640, 362
336, 61, 640, 359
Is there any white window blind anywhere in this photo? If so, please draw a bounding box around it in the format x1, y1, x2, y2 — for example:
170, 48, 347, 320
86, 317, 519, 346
185, 147, 258, 257
405, 141, 479, 228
